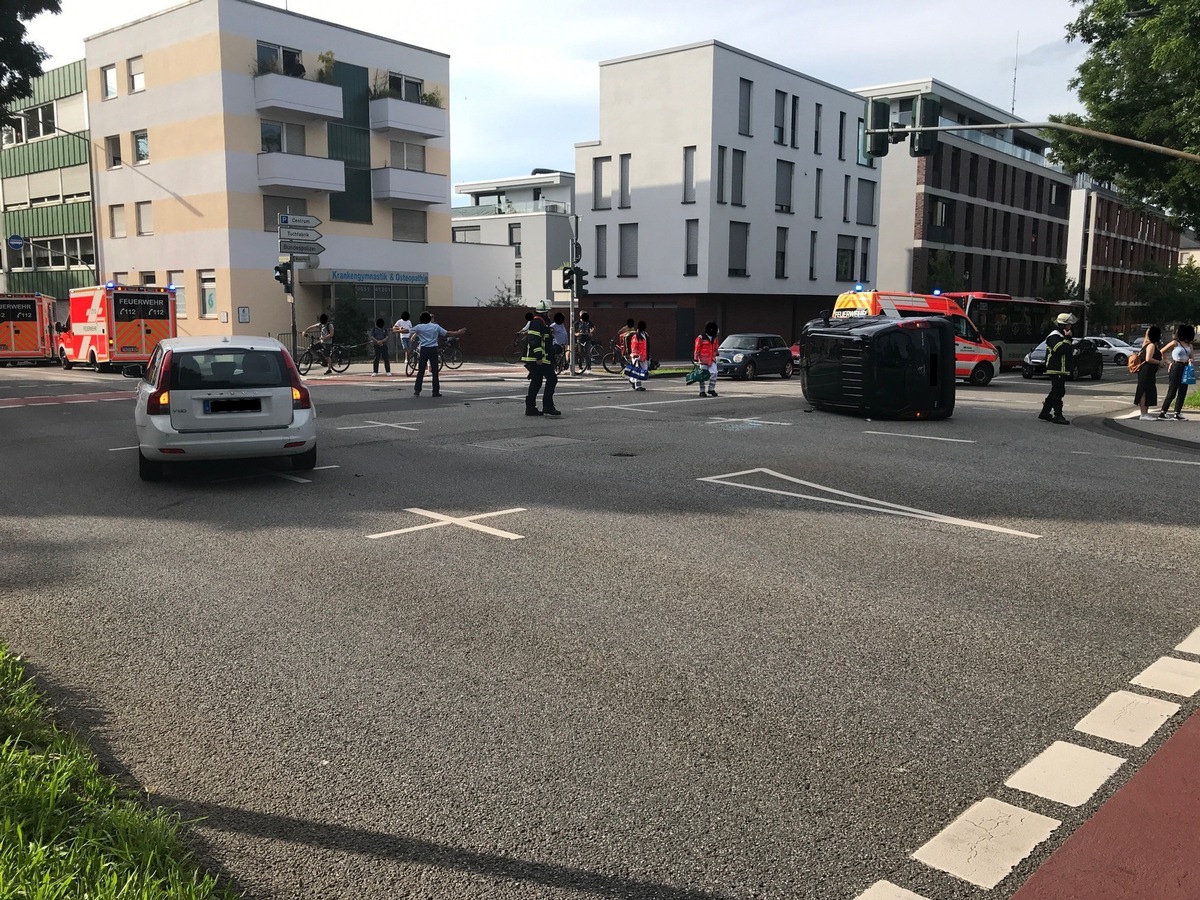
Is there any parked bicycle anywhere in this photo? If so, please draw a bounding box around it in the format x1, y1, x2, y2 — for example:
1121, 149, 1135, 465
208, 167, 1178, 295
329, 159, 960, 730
571, 339, 600, 374
297, 334, 351, 375
502, 335, 525, 365
601, 338, 629, 375
405, 336, 462, 376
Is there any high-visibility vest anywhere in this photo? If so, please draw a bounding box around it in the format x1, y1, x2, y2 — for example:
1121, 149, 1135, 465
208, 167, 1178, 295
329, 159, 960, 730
522, 316, 552, 364
694, 334, 718, 364
1045, 331, 1072, 375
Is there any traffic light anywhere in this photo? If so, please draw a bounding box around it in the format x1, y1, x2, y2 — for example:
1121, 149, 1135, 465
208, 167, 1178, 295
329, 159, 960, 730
910, 93, 941, 158
864, 99, 890, 158
273, 261, 293, 293
562, 266, 574, 291
575, 267, 589, 298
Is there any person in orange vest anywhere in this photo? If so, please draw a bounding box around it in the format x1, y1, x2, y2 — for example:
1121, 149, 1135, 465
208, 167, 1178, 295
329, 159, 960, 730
627, 321, 648, 391
693, 321, 720, 397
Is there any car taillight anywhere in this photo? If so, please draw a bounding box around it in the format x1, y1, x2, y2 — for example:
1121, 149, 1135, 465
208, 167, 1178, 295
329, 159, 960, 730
146, 350, 173, 415
283, 351, 311, 409
897, 319, 929, 329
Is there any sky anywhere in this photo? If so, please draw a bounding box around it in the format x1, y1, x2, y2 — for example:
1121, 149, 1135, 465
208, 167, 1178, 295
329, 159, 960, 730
24, 0, 1089, 198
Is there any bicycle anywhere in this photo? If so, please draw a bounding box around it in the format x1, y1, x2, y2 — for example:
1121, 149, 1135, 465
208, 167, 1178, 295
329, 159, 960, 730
571, 339, 600, 374
502, 335, 525, 364
297, 334, 350, 375
406, 337, 462, 375
602, 338, 629, 375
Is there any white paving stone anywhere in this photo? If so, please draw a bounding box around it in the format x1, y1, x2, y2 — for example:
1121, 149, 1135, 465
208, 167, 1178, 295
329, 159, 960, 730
1074, 690, 1180, 747
1004, 740, 1125, 807
854, 882, 930, 900
911, 797, 1060, 890
1176, 626, 1200, 656
1131, 656, 1200, 697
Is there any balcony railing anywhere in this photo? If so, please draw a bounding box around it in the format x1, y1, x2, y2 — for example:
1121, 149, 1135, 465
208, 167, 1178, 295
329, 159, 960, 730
368, 97, 447, 138
452, 199, 572, 218
371, 167, 446, 204
258, 152, 345, 193
254, 73, 343, 120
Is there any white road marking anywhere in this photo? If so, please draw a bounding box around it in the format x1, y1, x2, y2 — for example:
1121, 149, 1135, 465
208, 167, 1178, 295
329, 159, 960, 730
1130, 656, 1200, 697
911, 797, 1060, 890
368, 507, 525, 541
707, 415, 792, 426
108, 445, 139, 451
1003, 741, 1125, 808
337, 420, 422, 431
1074, 690, 1179, 747
587, 396, 711, 411
1177, 627, 1200, 656
853, 883, 930, 900
1117, 455, 1200, 466
863, 431, 974, 444
273, 472, 310, 484
699, 468, 1040, 539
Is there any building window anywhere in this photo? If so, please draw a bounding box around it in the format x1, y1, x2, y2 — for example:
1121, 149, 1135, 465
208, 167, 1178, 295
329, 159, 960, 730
731, 149, 746, 206
728, 222, 749, 277
685, 219, 699, 276
836, 235, 856, 281
392, 208, 427, 242
775, 227, 788, 279
514, 262, 522, 299
112, 271, 128, 285
809, 230, 818, 280
842, 174, 851, 223
857, 118, 870, 166
508, 222, 521, 258
618, 153, 631, 208
592, 156, 611, 210
139, 271, 156, 285
261, 120, 305, 155
132, 130, 149, 164
257, 41, 303, 77
128, 56, 144, 92
618, 223, 638, 277
716, 146, 727, 204
1, 118, 23, 147
774, 91, 786, 144
775, 159, 794, 213
200, 269, 217, 317
388, 72, 424, 103
738, 78, 753, 136
67, 235, 94, 268
22, 103, 55, 141
838, 111, 847, 160
452, 226, 480, 243
105, 135, 121, 168
595, 224, 607, 277
813, 103, 822, 154
790, 95, 799, 148
109, 204, 126, 239
682, 146, 696, 203
135, 201, 153, 235
168, 270, 186, 318
859, 237, 871, 284
101, 65, 117, 99
856, 179, 876, 226
814, 168, 823, 218
263, 195, 308, 231
390, 140, 425, 171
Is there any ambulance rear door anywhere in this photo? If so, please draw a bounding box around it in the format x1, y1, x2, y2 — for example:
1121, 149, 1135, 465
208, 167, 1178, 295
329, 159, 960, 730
111, 288, 173, 362
0, 296, 39, 360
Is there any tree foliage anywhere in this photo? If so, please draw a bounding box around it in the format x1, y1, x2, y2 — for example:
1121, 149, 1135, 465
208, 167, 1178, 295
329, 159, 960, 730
1132, 258, 1200, 323
1048, 0, 1200, 229
1085, 282, 1117, 330
0, 1, 61, 116
477, 281, 522, 307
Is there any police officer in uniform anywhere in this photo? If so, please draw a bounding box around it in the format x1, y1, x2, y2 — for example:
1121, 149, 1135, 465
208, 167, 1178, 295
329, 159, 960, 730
1039, 312, 1077, 425
522, 301, 560, 417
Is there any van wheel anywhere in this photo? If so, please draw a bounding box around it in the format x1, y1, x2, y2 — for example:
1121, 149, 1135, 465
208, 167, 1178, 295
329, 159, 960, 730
138, 452, 163, 482
292, 446, 317, 471
780, 361, 793, 379
60, 350, 73, 370
969, 363, 994, 386
88, 351, 98, 370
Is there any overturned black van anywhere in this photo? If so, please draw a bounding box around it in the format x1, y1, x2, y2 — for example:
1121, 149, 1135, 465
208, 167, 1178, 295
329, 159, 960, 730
800, 315, 955, 419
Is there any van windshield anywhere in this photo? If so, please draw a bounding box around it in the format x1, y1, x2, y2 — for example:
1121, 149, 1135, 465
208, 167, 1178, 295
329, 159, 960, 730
171, 350, 288, 389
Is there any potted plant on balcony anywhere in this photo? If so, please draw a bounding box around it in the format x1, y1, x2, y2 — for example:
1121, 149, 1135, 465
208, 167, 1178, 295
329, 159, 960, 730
420, 88, 444, 109
317, 51, 336, 84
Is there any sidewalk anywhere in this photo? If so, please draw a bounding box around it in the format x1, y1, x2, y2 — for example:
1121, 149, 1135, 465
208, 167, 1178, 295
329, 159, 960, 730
1102, 409, 1200, 453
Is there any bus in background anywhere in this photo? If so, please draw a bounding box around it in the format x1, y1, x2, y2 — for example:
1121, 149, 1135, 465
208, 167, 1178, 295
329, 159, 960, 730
830, 290, 999, 386
940, 292, 1086, 371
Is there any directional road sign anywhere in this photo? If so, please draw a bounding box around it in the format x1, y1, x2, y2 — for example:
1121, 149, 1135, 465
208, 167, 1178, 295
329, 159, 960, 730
278, 240, 325, 255
277, 214, 322, 229
7, 234, 23, 251
279, 226, 322, 242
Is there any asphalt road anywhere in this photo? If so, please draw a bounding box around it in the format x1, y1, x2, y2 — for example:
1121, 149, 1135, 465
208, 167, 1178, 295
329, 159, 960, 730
1, 363, 1196, 900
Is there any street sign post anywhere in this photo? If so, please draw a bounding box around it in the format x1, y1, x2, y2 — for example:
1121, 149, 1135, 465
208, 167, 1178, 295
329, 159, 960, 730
277, 214, 322, 229
278, 240, 325, 255
279, 226, 322, 242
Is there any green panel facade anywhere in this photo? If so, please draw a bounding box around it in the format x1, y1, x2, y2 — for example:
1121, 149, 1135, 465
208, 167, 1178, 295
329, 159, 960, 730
0, 133, 90, 178
6, 60, 86, 111
328, 61, 371, 223
327, 124, 369, 168
2, 202, 92, 239
6, 268, 95, 298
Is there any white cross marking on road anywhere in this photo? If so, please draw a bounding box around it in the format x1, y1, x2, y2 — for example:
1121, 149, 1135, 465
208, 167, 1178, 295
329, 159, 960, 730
367, 507, 526, 541
706, 415, 793, 426
337, 420, 422, 431
210, 464, 339, 485
863, 431, 975, 444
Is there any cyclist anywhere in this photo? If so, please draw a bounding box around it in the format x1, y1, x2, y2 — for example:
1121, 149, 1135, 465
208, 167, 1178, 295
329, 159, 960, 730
575, 311, 595, 373
303, 313, 335, 375
392, 311, 414, 370
551, 312, 569, 370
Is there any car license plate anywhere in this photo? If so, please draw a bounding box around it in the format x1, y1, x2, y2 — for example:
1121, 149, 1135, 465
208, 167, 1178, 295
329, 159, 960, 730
205, 398, 261, 414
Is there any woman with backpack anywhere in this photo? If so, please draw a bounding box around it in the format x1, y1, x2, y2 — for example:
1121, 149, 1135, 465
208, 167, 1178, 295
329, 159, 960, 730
1156, 324, 1196, 420
1133, 325, 1163, 420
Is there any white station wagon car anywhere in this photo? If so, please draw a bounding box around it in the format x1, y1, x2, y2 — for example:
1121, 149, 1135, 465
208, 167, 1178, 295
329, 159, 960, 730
124, 335, 316, 481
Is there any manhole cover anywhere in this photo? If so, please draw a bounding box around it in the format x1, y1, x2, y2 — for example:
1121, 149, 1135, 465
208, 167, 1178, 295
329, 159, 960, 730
471, 435, 585, 452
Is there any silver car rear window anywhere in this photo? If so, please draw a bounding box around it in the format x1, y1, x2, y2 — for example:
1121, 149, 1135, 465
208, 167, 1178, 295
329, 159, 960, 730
171, 350, 288, 389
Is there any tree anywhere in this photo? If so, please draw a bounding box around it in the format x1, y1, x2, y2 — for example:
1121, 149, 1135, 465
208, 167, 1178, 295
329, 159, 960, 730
1048, 1, 1200, 230
922, 250, 960, 294
1040, 263, 1081, 303
1085, 283, 1117, 332
1133, 259, 1200, 324
0, 1, 62, 116
477, 281, 522, 307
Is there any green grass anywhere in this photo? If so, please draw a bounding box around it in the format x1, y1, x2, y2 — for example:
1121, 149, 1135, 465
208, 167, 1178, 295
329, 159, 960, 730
1184, 390, 1199, 409
0, 647, 238, 899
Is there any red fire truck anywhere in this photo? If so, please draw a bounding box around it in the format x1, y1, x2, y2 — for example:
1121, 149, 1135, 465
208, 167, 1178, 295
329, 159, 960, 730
58, 283, 177, 371
0, 293, 59, 366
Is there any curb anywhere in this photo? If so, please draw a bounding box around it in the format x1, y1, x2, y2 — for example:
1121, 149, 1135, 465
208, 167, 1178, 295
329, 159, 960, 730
1101, 417, 1200, 454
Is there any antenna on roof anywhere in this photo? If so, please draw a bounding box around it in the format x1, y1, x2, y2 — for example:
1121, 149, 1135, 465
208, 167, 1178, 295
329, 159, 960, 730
1011, 31, 1019, 115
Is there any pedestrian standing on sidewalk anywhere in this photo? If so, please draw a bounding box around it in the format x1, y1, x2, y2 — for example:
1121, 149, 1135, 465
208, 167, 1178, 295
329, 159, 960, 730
369, 318, 392, 376
627, 321, 649, 391
1134, 325, 1163, 420
392, 311, 413, 371
1038, 312, 1077, 425
693, 321, 720, 397
1156, 324, 1195, 420
410, 312, 465, 398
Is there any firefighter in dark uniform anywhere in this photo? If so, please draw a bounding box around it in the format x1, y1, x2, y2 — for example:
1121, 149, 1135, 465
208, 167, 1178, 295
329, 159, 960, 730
1039, 312, 1077, 425
522, 301, 560, 417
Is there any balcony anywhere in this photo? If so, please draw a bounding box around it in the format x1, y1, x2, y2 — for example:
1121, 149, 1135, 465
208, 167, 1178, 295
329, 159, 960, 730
453, 198, 572, 218
254, 73, 343, 120
368, 97, 447, 138
258, 152, 345, 193
371, 167, 446, 205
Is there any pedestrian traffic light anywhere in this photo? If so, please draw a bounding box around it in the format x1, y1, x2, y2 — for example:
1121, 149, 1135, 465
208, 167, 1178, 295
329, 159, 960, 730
273, 261, 293, 293
864, 99, 891, 158
562, 266, 574, 291
575, 267, 589, 298
910, 93, 941, 158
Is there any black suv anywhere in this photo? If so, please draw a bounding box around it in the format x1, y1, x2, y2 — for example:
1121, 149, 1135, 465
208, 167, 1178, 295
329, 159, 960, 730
1022, 338, 1103, 380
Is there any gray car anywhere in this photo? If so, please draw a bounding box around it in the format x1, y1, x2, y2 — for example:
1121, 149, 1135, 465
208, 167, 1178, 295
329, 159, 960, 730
717, 333, 794, 379
1085, 336, 1135, 366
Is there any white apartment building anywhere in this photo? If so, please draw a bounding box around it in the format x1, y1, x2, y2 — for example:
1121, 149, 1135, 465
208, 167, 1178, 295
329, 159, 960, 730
451, 169, 575, 305
575, 41, 879, 354
85, 0, 451, 343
